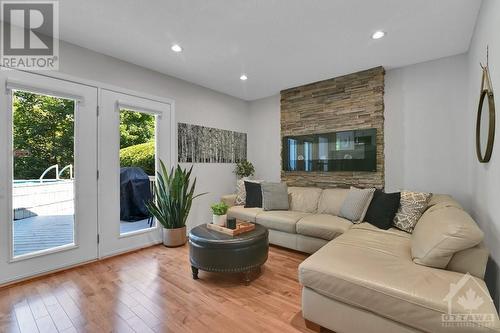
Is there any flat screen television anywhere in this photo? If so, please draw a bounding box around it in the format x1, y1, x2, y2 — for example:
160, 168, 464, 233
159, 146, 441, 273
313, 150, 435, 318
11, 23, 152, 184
282, 128, 376, 172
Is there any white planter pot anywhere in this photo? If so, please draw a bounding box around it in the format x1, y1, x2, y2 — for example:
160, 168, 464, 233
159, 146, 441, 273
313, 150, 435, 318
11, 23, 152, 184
212, 214, 227, 226
162, 226, 187, 247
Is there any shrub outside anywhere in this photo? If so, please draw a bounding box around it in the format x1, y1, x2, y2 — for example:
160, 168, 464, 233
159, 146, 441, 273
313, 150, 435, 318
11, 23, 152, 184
120, 141, 155, 175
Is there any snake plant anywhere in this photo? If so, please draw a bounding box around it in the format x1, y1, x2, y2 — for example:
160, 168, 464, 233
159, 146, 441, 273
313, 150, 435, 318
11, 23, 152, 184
146, 161, 206, 229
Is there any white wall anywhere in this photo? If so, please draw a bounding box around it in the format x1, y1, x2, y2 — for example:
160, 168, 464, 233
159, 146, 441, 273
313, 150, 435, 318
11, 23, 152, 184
247, 95, 281, 181
385, 55, 471, 209
466, 0, 500, 307
57, 41, 250, 230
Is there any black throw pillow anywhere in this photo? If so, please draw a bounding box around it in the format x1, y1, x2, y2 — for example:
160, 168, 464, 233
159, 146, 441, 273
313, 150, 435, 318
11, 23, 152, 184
364, 190, 401, 230
244, 181, 262, 208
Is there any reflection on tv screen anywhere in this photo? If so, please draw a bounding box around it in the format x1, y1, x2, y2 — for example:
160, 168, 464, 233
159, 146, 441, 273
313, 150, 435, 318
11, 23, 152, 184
282, 129, 376, 172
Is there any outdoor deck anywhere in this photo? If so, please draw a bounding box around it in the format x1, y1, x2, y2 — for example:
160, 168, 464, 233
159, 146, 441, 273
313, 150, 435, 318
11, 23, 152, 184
13, 216, 153, 257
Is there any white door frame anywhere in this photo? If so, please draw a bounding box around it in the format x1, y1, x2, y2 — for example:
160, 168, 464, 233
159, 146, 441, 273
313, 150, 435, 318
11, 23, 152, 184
0, 69, 99, 284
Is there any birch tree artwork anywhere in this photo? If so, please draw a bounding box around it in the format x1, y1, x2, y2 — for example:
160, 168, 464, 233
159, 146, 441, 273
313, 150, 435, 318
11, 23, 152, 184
178, 123, 247, 163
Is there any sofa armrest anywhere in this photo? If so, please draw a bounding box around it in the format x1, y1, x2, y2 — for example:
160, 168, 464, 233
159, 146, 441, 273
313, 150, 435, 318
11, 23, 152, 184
221, 194, 238, 208
446, 242, 489, 279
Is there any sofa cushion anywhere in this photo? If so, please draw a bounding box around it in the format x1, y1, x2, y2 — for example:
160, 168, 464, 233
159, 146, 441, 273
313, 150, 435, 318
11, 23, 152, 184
317, 188, 349, 216
296, 214, 352, 240
411, 206, 484, 269
256, 210, 310, 233
288, 187, 322, 213
227, 206, 263, 223
299, 226, 499, 333
393, 190, 432, 233
338, 187, 375, 223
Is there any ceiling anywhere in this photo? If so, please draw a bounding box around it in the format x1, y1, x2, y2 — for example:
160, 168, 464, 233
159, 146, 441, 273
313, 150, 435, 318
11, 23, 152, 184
58, 0, 482, 101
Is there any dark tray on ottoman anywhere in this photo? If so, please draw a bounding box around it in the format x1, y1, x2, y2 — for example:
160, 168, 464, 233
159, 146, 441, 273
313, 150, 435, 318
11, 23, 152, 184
188, 224, 269, 284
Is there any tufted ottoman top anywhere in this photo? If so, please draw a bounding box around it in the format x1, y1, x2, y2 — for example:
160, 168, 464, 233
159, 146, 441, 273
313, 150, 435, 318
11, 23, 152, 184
189, 223, 268, 249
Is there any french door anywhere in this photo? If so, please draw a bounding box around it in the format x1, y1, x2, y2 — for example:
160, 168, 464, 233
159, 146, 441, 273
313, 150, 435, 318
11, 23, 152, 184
0, 71, 172, 284
98, 89, 172, 257
0, 70, 98, 284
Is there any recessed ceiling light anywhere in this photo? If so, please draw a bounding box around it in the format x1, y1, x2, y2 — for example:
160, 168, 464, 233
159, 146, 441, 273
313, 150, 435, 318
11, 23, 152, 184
240, 74, 248, 81
171, 44, 182, 52
371, 31, 386, 40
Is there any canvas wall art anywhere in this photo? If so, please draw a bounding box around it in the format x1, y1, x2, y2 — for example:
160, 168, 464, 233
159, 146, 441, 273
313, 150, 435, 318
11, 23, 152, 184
178, 123, 247, 163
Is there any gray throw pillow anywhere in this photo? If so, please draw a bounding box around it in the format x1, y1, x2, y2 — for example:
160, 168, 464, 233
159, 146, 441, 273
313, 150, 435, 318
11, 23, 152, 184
338, 187, 375, 223
261, 182, 289, 211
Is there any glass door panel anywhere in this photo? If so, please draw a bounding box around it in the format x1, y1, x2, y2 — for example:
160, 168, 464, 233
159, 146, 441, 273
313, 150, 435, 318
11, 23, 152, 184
119, 109, 157, 235
12, 91, 76, 257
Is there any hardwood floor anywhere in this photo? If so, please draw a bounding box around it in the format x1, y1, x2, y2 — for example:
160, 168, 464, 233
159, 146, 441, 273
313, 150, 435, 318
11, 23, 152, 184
0, 244, 324, 333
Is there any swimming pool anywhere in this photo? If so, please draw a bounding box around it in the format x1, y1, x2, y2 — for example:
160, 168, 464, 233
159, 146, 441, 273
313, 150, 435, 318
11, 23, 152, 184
13, 180, 74, 216
13, 179, 73, 187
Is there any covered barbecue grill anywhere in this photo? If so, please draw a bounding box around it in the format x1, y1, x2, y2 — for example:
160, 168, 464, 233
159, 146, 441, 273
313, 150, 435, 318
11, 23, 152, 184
120, 167, 152, 222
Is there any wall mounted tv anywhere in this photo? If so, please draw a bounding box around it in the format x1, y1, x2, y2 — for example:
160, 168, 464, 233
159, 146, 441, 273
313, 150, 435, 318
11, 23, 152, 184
282, 128, 377, 172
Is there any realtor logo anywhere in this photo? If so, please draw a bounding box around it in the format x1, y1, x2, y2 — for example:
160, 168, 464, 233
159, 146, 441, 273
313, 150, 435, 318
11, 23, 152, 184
1, 1, 59, 70
442, 273, 498, 328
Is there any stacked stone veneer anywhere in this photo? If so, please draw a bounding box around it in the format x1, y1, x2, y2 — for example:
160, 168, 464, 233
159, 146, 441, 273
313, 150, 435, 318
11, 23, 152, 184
280, 66, 385, 189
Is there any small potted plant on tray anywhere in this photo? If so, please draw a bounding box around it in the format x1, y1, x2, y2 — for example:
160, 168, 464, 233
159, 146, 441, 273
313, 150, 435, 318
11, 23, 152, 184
146, 161, 206, 247
211, 201, 229, 226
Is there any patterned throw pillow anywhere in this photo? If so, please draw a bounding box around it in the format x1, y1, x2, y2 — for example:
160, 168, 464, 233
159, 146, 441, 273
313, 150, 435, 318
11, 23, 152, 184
338, 187, 375, 223
235, 178, 247, 205
393, 191, 432, 233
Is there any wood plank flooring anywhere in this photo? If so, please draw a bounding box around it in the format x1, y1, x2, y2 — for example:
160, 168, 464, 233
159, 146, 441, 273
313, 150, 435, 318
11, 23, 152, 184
0, 244, 323, 333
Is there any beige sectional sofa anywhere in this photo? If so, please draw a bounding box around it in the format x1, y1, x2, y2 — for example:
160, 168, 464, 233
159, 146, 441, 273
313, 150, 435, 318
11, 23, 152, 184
222, 186, 500, 333
224, 187, 350, 253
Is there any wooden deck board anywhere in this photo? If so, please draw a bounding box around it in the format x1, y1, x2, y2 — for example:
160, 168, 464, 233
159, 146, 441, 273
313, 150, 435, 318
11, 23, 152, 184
12, 216, 151, 256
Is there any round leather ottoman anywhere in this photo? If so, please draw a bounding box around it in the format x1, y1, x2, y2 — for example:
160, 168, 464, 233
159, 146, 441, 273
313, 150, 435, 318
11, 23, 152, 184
188, 224, 269, 284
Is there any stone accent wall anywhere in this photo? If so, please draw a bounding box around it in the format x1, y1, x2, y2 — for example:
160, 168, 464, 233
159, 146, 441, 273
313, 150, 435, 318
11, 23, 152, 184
281, 66, 385, 189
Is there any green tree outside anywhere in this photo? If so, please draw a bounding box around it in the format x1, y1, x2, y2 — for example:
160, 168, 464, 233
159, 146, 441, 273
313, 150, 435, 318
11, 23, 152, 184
13, 91, 75, 180
13, 92, 157, 179
120, 110, 155, 149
